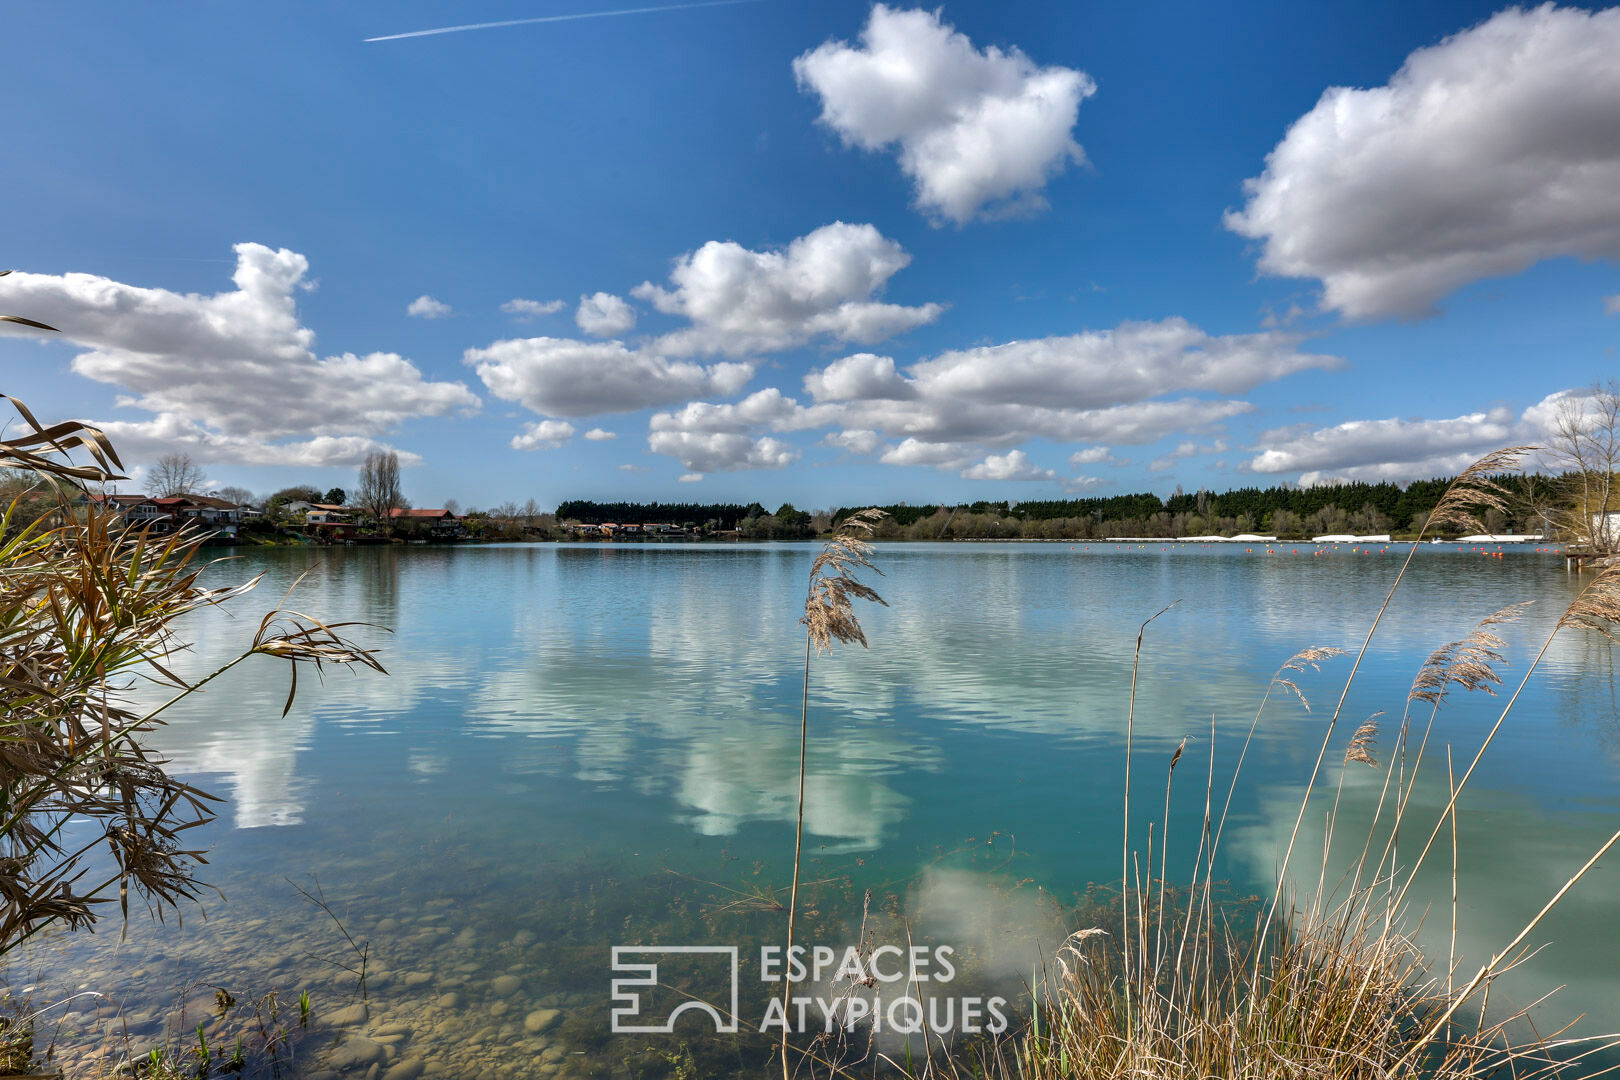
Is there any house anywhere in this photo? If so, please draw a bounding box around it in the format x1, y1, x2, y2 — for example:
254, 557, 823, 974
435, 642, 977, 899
86, 493, 242, 539
305, 503, 352, 524
389, 507, 463, 538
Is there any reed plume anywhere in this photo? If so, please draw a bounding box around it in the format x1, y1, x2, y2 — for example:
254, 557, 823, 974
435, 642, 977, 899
1408, 602, 1530, 705
781, 508, 887, 1080
1423, 446, 1539, 534
1343, 713, 1382, 767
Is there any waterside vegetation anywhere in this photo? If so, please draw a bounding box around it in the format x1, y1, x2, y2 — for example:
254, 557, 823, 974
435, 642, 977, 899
765, 450, 1620, 1079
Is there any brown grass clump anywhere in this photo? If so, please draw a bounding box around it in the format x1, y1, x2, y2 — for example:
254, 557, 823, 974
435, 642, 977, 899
992, 447, 1620, 1080
0, 398, 387, 960
770, 447, 1617, 1080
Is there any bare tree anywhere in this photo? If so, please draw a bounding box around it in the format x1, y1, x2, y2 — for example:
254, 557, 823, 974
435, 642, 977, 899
146, 452, 205, 496
214, 485, 256, 508
1545, 381, 1620, 551
356, 450, 406, 530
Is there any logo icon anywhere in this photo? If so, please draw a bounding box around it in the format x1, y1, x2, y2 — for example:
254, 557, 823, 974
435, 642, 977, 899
610, 946, 739, 1033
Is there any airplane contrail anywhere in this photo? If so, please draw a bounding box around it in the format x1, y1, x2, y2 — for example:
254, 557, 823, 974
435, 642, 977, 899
365, 0, 762, 43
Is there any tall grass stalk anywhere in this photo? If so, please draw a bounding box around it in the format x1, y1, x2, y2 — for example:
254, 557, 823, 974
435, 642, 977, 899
781, 509, 886, 1080
997, 446, 1620, 1080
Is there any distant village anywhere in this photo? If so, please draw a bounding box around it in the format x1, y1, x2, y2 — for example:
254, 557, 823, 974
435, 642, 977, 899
78, 491, 736, 545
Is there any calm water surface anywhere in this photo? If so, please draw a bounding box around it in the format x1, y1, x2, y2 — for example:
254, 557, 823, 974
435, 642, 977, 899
13, 542, 1620, 1077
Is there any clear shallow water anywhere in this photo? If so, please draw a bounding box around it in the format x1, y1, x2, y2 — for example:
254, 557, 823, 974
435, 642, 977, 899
10, 541, 1620, 1077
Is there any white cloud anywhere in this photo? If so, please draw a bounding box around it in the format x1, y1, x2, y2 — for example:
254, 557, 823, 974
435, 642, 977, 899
0, 243, 479, 466
631, 222, 942, 356
575, 291, 637, 337
1605, 294, 1620, 316
635, 317, 1330, 476
792, 317, 1324, 449
822, 429, 885, 455
879, 438, 975, 469
93, 414, 420, 468
960, 449, 1055, 482
583, 428, 618, 441
1227, 5, 1620, 320
618, 463, 649, 473
1246, 409, 1516, 481
678, 472, 703, 483
646, 431, 800, 473
795, 4, 1094, 224
465, 336, 752, 418
1148, 438, 1228, 472
649, 388, 815, 436
510, 420, 576, 450
899, 319, 1336, 409
407, 294, 452, 319
803, 352, 914, 402
1060, 475, 1105, 494
502, 298, 565, 319
1069, 446, 1115, 465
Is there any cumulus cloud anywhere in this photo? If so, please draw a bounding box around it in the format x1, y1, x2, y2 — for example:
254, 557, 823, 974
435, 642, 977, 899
407, 294, 452, 319
678, 473, 703, 483
1148, 438, 1228, 472
1060, 475, 1106, 494
647, 431, 800, 473
879, 438, 975, 469
803, 352, 914, 402
1069, 446, 1116, 465
575, 291, 637, 337
822, 429, 885, 455
649, 388, 817, 436
1605, 294, 1620, 316
637, 317, 1331, 476
1246, 409, 1516, 482
510, 420, 576, 450
502, 298, 565, 319
793, 317, 1327, 449
0, 243, 479, 465
584, 428, 617, 441
900, 319, 1336, 408
93, 414, 419, 468
795, 4, 1094, 224
465, 337, 752, 417
960, 449, 1055, 482
631, 222, 942, 356
1227, 5, 1620, 320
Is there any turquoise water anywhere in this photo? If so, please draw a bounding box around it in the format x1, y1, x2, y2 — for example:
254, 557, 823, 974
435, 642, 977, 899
11, 542, 1619, 1077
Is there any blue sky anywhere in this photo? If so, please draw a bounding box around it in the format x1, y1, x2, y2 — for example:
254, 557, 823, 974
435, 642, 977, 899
3, 1, 1617, 510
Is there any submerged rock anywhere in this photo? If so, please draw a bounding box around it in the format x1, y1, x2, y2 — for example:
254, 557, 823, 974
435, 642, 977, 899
328, 1034, 385, 1071
382, 1060, 425, 1080
328, 1002, 370, 1026
524, 1008, 561, 1034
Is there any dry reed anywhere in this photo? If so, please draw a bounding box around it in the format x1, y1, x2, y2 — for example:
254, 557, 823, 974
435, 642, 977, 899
783, 446, 1620, 1080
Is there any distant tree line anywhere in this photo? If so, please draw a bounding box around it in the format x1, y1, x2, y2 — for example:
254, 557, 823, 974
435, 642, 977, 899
831, 474, 1558, 541
557, 500, 759, 530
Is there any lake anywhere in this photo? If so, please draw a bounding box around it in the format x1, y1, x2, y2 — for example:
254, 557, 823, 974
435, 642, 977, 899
13, 541, 1620, 1078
